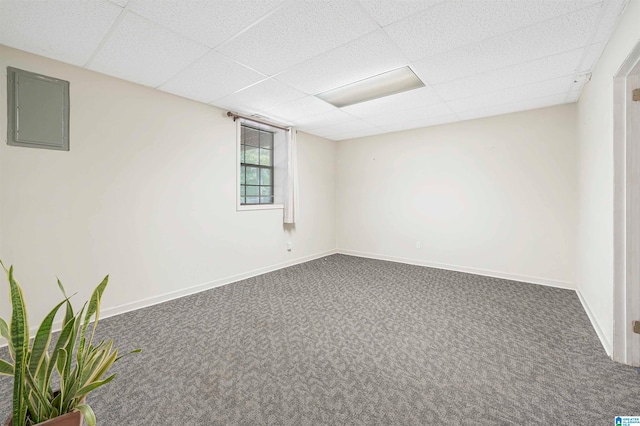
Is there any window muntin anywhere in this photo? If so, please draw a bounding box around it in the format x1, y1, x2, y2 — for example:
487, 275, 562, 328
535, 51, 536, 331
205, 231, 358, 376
240, 125, 274, 205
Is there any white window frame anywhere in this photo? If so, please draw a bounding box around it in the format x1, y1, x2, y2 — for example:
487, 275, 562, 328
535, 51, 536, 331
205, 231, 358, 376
236, 119, 285, 211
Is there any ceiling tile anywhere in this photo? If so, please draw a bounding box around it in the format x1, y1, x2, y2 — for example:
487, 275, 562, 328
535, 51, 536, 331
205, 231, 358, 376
566, 90, 582, 102
159, 51, 266, 103
378, 113, 460, 133
128, 0, 284, 48
324, 127, 389, 141
308, 119, 379, 138
360, 102, 455, 127
260, 96, 337, 122
294, 109, 357, 130
412, 4, 601, 85
109, 0, 129, 6
0, 0, 123, 66
341, 86, 444, 118
447, 75, 573, 113
358, 0, 445, 26
212, 78, 306, 113
88, 12, 208, 87
433, 49, 583, 101
577, 42, 606, 72
456, 93, 568, 121
384, 0, 601, 62
216, 0, 378, 76
591, 0, 627, 43
274, 30, 409, 95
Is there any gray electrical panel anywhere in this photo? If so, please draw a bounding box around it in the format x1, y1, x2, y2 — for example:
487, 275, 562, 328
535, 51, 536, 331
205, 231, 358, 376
6, 67, 70, 151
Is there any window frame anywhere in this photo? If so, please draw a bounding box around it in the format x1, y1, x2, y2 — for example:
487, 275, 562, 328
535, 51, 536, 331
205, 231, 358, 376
236, 120, 284, 211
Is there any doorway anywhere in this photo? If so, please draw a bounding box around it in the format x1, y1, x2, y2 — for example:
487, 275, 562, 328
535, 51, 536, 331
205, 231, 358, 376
613, 41, 640, 366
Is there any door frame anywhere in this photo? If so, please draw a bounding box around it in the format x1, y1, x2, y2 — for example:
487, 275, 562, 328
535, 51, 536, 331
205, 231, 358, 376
613, 40, 640, 366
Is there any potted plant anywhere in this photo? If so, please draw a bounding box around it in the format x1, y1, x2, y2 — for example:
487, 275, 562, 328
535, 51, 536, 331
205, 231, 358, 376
0, 262, 140, 426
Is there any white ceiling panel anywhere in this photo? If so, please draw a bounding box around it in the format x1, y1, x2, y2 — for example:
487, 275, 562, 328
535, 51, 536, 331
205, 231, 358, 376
591, 0, 628, 43
456, 93, 568, 121
360, 102, 455, 127
412, 3, 602, 85
274, 30, 409, 95
159, 51, 266, 103
88, 12, 208, 87
1, 0, 627, 139
294, 109, 358, 130
260, 96, 337, 122
384, 0, 602, 62
447, 76, 574, 113
341, 86, 444, 118
212, 78, 306, 113
433, 49, 584, 101
128, 0, 284, 48
324, 126, 389, 141
358, 0, 445, 26
577, 42, 607, 72
216, 0, 378, 76
0, 0, 123, 66
308, 119, 379, 138
378, 113, 460, 133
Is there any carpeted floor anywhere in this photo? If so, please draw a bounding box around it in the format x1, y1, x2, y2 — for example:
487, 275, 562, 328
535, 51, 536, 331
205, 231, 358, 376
1, 254, 639, 424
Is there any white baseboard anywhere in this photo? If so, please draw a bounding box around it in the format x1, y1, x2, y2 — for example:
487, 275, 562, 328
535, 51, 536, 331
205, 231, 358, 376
336, 248, 576, 290
576, 288, 613, 356
0, 249, 337, 348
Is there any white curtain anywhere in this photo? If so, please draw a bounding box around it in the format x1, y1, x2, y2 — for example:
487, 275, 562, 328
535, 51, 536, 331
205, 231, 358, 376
283, 128, 299, 224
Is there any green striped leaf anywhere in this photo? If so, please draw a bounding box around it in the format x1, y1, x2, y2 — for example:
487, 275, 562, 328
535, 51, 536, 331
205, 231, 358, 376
28, 299, 66, 376
0, 358, 14, 376
8, 266, 29, 426
75, 403, 96, 426
76, 373, 115, 398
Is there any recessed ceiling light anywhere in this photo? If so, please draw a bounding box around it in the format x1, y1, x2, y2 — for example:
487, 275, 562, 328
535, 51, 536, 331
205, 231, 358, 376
316, 66, 425, 108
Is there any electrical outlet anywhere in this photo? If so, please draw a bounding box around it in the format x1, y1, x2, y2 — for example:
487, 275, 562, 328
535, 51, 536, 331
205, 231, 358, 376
416, 242, 421, 249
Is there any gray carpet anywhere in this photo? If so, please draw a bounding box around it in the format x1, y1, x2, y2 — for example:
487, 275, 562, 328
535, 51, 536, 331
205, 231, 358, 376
1, 254, 638, 425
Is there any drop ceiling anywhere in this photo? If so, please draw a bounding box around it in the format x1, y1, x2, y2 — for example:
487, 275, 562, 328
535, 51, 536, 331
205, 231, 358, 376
0, 0, 628, 141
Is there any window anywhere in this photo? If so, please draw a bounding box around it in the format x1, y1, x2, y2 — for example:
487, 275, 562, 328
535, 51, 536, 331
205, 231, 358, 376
240, 124, 274, 205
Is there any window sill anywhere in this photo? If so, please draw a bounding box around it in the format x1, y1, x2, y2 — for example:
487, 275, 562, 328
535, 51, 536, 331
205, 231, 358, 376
237, 204, 284, 212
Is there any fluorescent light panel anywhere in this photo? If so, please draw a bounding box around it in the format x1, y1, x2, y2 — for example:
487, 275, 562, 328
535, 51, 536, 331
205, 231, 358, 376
316, 66, 425, 108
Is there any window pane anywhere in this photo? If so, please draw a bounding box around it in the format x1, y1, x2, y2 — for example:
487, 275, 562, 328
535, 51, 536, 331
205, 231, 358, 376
240, 144, 245, 163
260, 186, 272, 196
246, 166, 259, 185
246, 197, 259, 204
259, 148, 271, 166
246, 185, 259, 196
240, 186, 245, 196
244, 146, 259, 165
240, 166, 245, 184
260, 130, 273, 149
260, 196, 273, 204
243, 126, 260, 147
260, 168, 271, 185
240, 196, 246, 204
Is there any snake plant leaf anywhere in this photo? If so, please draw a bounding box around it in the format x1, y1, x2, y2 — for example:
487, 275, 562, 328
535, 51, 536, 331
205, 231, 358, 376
8, 266, 29, 426
56, 278, 76, 326
44, 316, 75, 393
0, 317, 14, 359
81, 276, 108, 350
76, 373, 116, 398
24, 368, 53, 413
0, 358, 14, 375
75, 404, 97, 426
28, 299, 66, 375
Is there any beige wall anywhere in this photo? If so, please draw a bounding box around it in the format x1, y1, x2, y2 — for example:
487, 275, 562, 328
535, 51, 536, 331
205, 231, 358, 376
576, 0, 640, 353
0, 45, 336, 330
336, 104, 578, 288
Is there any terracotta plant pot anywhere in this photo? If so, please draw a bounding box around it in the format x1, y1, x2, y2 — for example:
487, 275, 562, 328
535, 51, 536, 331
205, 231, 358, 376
3, 410, 83, 426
